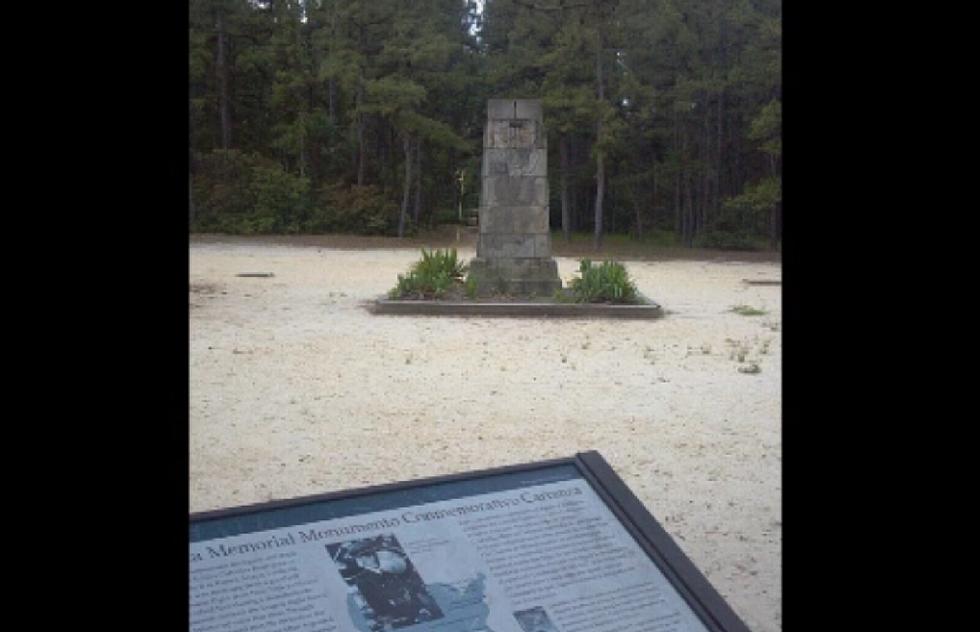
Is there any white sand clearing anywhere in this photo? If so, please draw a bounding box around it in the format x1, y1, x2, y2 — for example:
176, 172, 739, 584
190, 237, 782, 632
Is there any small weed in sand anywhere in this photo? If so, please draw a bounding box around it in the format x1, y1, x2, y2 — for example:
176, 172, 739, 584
642, 345, 656, 364
726, 339, 751, 363
730, 304, 767, 316
191, 282, 220, 295
701, 343, 712, 355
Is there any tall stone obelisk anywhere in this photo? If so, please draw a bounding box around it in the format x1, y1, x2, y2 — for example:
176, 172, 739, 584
467, 99, 562, 296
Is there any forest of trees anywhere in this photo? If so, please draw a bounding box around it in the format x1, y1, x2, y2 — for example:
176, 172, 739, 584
189, 0, 781, 251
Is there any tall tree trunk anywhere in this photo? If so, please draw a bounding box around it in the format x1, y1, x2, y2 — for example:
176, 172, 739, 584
651, 166, 658, 230
682, 122, 693, 247
674, 171, 681, 239
673, 110, 681, 240
717, 15, 728, 205
309, 135, 320, 187
398, 134, 413, 238
684, 169, 695, 247
569, 137, 577, 233
733, 117, 741, 196
377, 120, 386, 192
189, 172, 196, 225
328, 4, 337, 125
716, 88, 724, 207
413, 140, 422, 225
216, 9, 231, 150
633, 184, 642, 240
356, 74, 366, 186
560, 134, 571, 242
299, 118, 305, 178
702, 95, 711, 236
609, 183, 614, 234
593, 29, 605, 251
769, 155, 779, 250
725, 107, 735, 198
449, 148, 457, 219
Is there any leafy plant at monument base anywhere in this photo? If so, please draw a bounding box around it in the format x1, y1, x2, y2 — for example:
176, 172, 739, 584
568, 260, 639, 304
389, 248, 468, 299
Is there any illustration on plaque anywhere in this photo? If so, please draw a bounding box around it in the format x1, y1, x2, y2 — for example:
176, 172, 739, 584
327, 535, 444, 630
513, 606, 559, 632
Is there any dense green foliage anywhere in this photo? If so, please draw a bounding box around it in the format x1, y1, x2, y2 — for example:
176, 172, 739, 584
389, 249, 468, 299
569, 259, 639, 303
190, 0, 781, 250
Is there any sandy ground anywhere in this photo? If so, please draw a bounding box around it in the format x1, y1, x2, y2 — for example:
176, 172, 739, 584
190, 236, 782, 632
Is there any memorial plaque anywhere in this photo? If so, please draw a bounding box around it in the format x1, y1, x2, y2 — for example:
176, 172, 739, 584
189, 451, 751, 632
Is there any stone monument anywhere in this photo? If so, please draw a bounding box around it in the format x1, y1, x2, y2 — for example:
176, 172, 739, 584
467, 99, 562, 296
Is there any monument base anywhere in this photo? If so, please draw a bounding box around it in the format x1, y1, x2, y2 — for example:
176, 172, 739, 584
467, 257, 562, 297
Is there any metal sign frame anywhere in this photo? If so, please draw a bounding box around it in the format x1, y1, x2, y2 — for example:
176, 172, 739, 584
190, 450, 751, 632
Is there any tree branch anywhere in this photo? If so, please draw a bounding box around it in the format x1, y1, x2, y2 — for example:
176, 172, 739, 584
510, 0, 590, 13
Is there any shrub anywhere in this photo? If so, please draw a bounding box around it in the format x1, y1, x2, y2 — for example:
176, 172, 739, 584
248, 164, 311, 233
694, 231, 763, 251
191, 150, 262, 229
190, 149, 311, 233
389, 249, 468, 299
307, 183, 399, 235
568, 259, 639, 304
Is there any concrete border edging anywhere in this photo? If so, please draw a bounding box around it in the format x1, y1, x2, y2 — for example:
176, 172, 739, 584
367, 296, 664, 319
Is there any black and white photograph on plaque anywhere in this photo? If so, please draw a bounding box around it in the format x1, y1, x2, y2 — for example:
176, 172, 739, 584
326, 534, 444, 630
513, 606, 559, 632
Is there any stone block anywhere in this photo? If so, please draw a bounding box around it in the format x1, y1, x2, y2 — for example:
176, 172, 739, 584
466, 257, 562, 296
477, 233, 539, 258
481, 148, 547, 177
531, 233, 552, 258
487, 98, 543, 121
480, 233, 551, 257
478, 206, 549, 235
481, 176, 548, 207
481, 257, 558, 278
485, 119, 543, 149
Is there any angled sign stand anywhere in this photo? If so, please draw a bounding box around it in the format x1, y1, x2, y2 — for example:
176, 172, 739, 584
190, 451, 752, 632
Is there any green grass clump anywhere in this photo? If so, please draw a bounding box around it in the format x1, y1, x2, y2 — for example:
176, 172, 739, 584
730, 304, 767, 316
389, 248, 467, 299
568, 259, 639, 304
